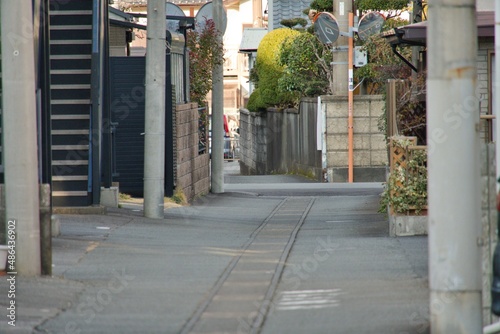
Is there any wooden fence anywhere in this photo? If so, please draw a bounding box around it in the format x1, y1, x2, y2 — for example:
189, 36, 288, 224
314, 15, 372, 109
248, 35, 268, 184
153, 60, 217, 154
388, 136, 427, 214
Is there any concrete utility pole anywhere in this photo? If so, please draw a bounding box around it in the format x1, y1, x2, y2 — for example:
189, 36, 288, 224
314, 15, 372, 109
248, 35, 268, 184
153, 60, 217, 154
143, 0, 166, 218
267, 0, 274, 30
496, 0, 500, 187
427, 1, 482, 332
411, 0, 423, 72
332, 0, 353, 95
1, 1, 41, 276
211, 0, 224, 193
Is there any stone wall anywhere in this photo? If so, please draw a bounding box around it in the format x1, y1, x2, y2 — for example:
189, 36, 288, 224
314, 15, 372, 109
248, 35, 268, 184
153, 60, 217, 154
175, 103, 210, 202
323, 95, 387, 182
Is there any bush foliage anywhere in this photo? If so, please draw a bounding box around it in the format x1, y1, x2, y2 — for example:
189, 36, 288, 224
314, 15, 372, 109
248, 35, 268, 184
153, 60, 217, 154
186, 19, 224, 107
354, 17, 411, 94
247, 28, 300, 112
379, 139, 427, 215
278, 32, 333, 101
356, 0, 409, 12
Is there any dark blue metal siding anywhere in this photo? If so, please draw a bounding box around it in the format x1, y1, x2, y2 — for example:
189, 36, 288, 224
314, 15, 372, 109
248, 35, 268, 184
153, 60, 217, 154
110, 57, 146, 196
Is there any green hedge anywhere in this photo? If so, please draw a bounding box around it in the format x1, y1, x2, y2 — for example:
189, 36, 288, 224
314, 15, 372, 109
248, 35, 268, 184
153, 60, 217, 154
247, 28, 300, 112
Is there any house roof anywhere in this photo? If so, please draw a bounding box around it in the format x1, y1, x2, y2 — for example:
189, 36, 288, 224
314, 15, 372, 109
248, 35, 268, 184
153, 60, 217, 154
239, 28, 268, 52
116, 0, 208, 5
109, 6, 134, 21
271, 0, 311, 29
115, 0, 240, 7
387, 10, 494, 45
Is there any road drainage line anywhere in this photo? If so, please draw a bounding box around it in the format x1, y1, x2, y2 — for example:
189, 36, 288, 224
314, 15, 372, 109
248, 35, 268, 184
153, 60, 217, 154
250, 197, 316, 334
179, 198, 289, 334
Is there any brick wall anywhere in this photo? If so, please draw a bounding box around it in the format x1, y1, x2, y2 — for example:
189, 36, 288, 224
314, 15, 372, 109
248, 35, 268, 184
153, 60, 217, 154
175, 103, 210, 201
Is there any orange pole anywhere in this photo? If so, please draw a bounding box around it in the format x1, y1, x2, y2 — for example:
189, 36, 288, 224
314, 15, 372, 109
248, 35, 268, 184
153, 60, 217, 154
347, 12, 354, 182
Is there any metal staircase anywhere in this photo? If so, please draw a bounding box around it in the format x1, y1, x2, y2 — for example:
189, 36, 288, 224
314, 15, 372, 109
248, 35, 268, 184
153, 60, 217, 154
49, 0, 94, 206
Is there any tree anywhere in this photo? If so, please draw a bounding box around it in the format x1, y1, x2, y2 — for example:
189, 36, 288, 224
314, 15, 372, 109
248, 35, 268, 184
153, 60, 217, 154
356, 0, 410, 19
309, 0, 334, 12
280, 18, 308, 30
354, 20, 412, 94
186, 18, 224, 151
186, 19, 224, 107
278, 32, 333, 101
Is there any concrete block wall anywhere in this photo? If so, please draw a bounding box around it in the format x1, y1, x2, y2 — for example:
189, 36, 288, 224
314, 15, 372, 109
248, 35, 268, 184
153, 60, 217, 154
481, 143, 498, 326
109, 26, 127, 56
239, 109, 255, 174
175, 103, 210, 202
478, 39, 493, 142
322, 95, 387, 182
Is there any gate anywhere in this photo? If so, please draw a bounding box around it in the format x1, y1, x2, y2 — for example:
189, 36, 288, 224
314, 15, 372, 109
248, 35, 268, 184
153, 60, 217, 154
110, 51, 180, 197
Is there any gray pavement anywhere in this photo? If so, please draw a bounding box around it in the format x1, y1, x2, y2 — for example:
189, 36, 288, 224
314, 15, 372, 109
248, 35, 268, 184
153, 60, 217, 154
0, 161, 429, 333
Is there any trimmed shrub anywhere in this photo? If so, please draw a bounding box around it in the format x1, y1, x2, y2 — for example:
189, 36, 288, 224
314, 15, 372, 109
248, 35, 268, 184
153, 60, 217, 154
247, 28, 300, 111
246, 88, 266, 112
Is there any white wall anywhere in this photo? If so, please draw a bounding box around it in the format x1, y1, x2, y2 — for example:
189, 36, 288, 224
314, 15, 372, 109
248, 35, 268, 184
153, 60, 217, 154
477, 0, 494, 11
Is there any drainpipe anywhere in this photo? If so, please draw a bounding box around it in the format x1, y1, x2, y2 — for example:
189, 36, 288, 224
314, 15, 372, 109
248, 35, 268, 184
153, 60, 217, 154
90, 0, 103, 205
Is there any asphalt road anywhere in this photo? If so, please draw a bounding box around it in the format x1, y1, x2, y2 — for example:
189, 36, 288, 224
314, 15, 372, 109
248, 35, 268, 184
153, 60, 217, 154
224, 162, 429, 334
0, 161, 429, 334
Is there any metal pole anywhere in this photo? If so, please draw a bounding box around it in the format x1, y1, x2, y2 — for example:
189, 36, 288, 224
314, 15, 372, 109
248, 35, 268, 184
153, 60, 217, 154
347, 12, 354, 183
428, 1, 482, 332
144, 0, 166, 218
267, 0, 274, 31
91, 0, 102, 205
211, 0, 224, 193
102, 0, 113, 189
1, 0, 41, 276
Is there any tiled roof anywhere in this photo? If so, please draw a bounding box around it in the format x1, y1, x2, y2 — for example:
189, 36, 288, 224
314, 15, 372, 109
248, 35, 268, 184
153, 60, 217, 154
272, 0, 311, 29
239, 28, 268, 52
116, 0, 211, 6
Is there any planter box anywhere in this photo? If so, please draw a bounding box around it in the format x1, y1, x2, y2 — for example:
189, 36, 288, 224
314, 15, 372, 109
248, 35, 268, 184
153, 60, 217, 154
388, 209, 428, 237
